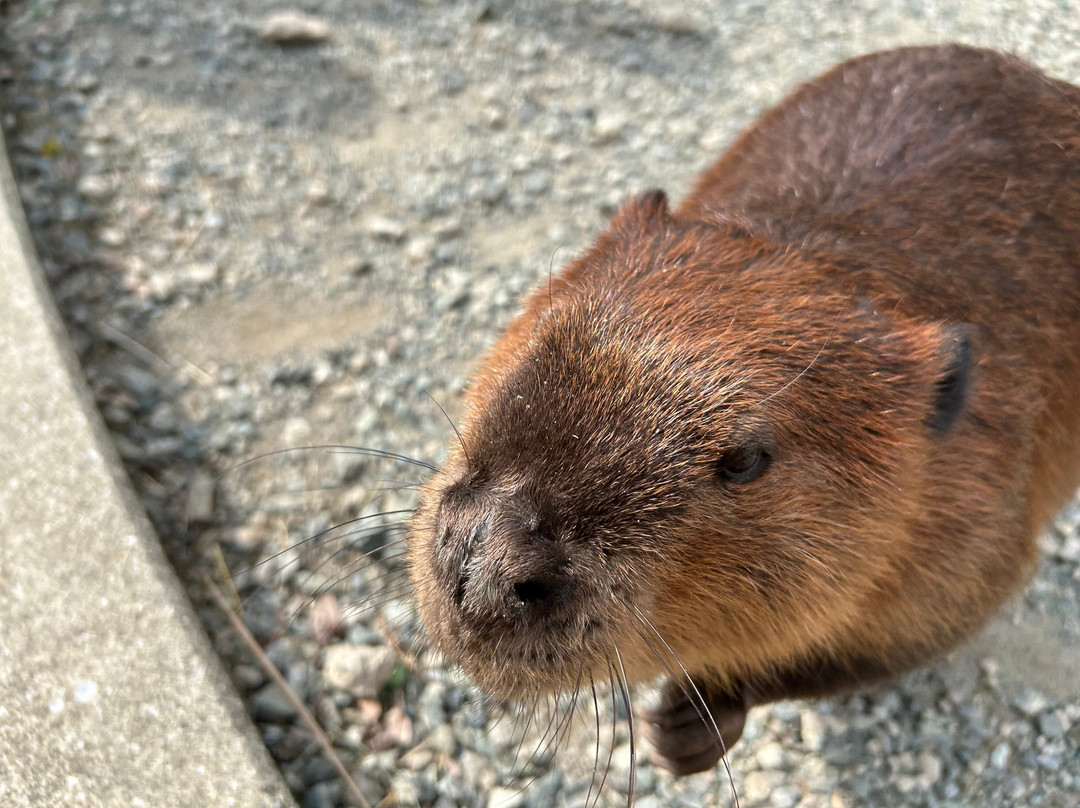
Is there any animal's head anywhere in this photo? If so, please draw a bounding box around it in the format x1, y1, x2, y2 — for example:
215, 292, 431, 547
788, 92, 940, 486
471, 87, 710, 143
408, 191, 972, 699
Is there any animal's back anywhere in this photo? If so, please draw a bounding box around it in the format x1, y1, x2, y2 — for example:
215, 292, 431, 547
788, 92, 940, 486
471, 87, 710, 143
683, 43, 1080, 530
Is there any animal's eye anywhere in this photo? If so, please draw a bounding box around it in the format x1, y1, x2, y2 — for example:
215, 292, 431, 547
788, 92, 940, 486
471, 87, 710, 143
716, 446, 771, 484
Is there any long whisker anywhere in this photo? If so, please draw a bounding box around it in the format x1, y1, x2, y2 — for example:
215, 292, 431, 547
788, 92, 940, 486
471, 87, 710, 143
293, 526, 408, 595
527, 679, 579, 779
630, 623, 739, 808
631, 604, 740, 808
337, 581, 414, 616
286, 547, 411, 627
553, 663, 587, 776
584, 673, 603, 808
750, 319, 837, 408
588, 664, 619, 808
243, 509, 412, 577
510, 667, 587, 801
237, 512, 410, 609
612, 647, 637, 808
297, 525, 406, 581
525, 693, 565, 775
218, 444, 438, 476
423, 390, 471, 468
509, 691, 543, 775
338, 585, 415, 623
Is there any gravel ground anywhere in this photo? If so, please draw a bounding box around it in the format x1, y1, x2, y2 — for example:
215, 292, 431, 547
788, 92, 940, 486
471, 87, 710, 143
3, 1, 1080, 806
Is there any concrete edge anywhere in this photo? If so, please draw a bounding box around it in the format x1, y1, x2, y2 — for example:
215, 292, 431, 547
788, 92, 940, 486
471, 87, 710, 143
0, 128, 296, 806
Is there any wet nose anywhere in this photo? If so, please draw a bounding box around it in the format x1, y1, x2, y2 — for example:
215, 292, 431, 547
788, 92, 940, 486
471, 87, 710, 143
508, 573, 568, 616
443, 517, 571, 620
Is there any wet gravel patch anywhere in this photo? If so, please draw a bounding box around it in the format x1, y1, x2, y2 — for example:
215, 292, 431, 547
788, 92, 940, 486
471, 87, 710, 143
3, 1, 1080, 806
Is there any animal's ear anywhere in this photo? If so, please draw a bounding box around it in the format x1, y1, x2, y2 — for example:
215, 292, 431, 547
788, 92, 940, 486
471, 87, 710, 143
610, 189, 670, 231
862, 300, 974, 439
926, 324, 973, 438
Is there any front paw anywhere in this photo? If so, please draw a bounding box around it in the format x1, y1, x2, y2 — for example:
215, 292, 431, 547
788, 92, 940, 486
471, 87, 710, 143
639, 679, 750, 776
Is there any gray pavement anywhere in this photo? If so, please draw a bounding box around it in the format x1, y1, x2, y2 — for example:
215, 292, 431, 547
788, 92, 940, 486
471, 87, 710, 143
0, 127, 295, 807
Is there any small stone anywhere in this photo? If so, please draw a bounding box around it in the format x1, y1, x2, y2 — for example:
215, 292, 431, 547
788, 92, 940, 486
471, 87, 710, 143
145, 272, 179, 301
73, 73, 100, 92
311, 593, 345, 643
1013, 688, 1048, 717
771, 700, 801, 723
991, 742, 1011, 769
250, 683, 298, 721
592, 111, 626, 144
743, 770, 783, 803
279, 415, 312, 445
1038, 711, 1064, 738
648, 7, 710, 36
259, 12, 331, 44
99, 226, 127, 246
233, 664, 266, 691
1055, 534, 1080, 562
478, 176, 506, 204
485, 105, 507, 129
345, 623, 385, 647
435, 284, 470, 312
76, 174, 111, 199
228, 514, 271, 552
146, 402, 180, 432
366, 215, 408, 241
57, 196, 80, 222
487, 787, 525, 808
1054, 501, 1080, 534
800, 709, 826, 752
180, 261, 219, 286
370, 696, 413, 751
389, 772, 421, 808
302, 755, 338, 785
306, 180, 331, 204
755, 740, 786, 769
770, 785, 801, 808
521, 170, 549, 195
427, 724, 456, 756
186, 470, 215, 524
1036, 752, 1062, 771
405, 235, 435, 263
303, 781, 338, 808
399, 746, 433, 771
321, 643, 398, 698
114, 365, 159, 401
354, 698, 383, 726
431, 218, 463, 239
915, 751, 943, 789
416, 681, 447, 731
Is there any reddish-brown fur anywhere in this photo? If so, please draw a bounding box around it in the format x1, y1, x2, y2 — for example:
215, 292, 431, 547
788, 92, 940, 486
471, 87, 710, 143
407, 45, 1080, 774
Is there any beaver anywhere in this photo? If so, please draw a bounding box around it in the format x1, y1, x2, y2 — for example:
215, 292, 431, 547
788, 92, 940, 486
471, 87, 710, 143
406, 44, 1080, 775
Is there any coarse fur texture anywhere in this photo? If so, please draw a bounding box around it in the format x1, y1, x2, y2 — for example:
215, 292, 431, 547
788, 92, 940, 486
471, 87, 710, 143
407, 44, 1080, 775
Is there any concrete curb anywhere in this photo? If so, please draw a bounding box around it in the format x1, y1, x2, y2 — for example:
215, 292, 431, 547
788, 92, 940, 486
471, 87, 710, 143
0, 131, 295, 805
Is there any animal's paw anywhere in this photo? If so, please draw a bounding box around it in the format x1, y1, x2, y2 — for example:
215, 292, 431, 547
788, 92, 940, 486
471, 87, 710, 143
639, 678, 750, 775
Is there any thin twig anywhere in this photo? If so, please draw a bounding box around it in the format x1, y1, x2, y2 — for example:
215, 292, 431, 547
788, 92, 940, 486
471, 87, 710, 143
202, 573, 374, 808
99, 320, 213, 386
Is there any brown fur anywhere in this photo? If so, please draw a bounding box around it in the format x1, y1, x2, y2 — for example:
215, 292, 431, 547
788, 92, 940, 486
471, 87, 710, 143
407, 45, 1080, 773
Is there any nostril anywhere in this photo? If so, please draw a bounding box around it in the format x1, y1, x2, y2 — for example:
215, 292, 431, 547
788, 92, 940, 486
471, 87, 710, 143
454, 569, 469, 608
448, 521, 485, 609
513, 579, 552, 609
